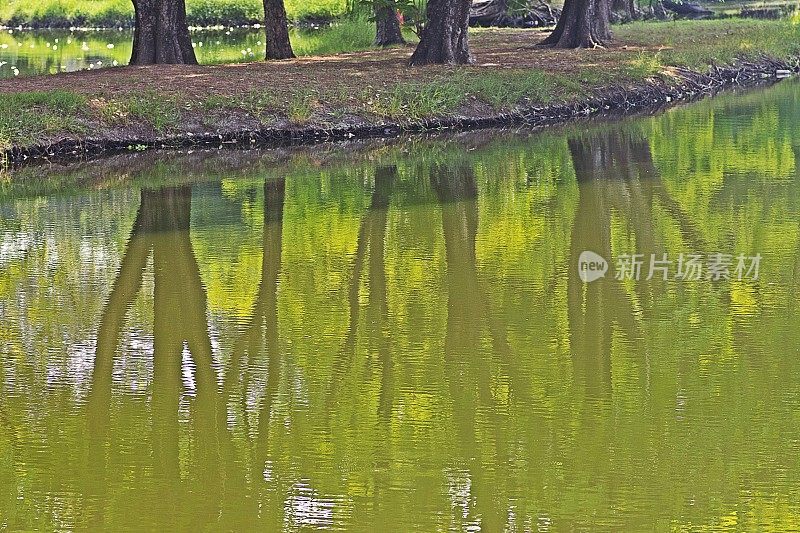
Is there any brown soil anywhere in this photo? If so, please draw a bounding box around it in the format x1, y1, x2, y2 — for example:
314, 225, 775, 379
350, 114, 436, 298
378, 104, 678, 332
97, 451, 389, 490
0, 29, 654, 99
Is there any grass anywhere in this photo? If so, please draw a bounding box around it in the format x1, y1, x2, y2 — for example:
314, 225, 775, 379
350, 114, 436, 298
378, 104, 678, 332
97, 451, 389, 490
365, 68, 644, 119
126, 93, 182, 132
0, 91, 86, 150
615, 19, 800, 70
367, 81, 466, 120
292, 19, 416, 57
2, 19, 800, 155
202, 91, 275, 116
623, 50, 665, 79
367, 70, 582, 119
287, 91, 318, 123
0, 0, 350, 27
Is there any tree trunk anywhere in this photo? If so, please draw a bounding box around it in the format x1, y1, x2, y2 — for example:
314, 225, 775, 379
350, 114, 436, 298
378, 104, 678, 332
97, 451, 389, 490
130, 0, 197, 65
539, 0, 611, 48
263, 0, 295, 60
652, 0, 668, 19
612, 0, 637, 20
409, 0, 473, 65
374, 1, 406, 46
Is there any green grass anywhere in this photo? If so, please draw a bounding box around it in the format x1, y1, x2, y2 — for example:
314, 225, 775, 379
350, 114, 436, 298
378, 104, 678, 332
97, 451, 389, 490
288, 91, 318, 123
0, 91, 87, 150
367, 81, 466, 120
292, 19, 398, 57
0, 0, 350, 27
285, 0, 349, 20
202, 91, 276, 116
616, 19, 800, 70
1, 0, 135, 28
126, 93, 183, 132
622, 50, 665, 79
367, 70, 588, 119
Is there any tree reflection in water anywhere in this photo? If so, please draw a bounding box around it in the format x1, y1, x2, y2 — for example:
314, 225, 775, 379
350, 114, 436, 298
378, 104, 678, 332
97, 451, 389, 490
61, 118, 782, 529
431, 159, 514, 531
86, 186, 225, 527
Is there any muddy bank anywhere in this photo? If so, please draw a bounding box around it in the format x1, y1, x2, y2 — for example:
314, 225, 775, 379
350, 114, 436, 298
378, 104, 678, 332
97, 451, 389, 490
2, 56, 796, 170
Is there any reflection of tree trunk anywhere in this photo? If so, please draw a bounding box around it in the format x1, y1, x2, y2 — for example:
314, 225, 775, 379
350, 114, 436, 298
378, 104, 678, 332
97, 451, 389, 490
370, 167, 394, 422
330, 167, 395, 400
212, 178, 285, 523
255, 177, 286, 461
566, 132, 647, 502
357, 167, 396, 518
86, 186, 222, 527
792, 146, 800, 309
83, 196, 152, 528
567, 131, 659, 396
431, 161, 504, 532
567, 139, 614, 398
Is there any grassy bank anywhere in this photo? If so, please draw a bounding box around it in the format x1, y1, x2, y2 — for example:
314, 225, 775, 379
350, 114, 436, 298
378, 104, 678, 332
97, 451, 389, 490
1, 19, 798, 158
0, 0, 350, 28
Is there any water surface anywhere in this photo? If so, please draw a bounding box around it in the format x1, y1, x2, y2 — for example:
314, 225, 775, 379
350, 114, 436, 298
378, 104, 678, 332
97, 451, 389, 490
2, 81, 800, 530
0, 25, 345, 78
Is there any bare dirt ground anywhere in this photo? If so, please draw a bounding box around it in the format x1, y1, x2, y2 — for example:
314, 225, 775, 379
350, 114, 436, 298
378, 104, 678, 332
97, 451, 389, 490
0, 29, 653, 99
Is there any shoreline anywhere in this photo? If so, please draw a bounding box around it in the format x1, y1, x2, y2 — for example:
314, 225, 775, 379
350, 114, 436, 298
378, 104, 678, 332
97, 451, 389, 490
2, 56, 796, 170
0, 20, 331, 32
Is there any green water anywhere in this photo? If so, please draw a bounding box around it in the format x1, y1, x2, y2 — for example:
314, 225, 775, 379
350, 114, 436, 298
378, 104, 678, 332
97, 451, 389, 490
2, 80, 800, 530
0, 24, 364, 78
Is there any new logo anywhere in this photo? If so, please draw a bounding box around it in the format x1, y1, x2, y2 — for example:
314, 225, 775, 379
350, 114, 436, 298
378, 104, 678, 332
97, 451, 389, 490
578, 251, 608, 283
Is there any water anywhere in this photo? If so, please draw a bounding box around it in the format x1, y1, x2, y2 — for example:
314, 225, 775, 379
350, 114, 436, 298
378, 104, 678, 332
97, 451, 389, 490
2, 80, 800, 530
0, 25, 342, 78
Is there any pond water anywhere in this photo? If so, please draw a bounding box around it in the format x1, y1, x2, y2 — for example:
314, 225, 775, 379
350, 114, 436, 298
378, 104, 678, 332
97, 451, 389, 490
2, 80, 800, 530
0, 25, 341, 78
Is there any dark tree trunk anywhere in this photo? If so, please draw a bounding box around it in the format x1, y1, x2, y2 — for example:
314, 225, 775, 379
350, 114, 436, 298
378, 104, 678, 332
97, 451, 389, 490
612, 0, 637, 20
130, 0, 197, 65
539, 0, 611, 48
652, 0, 669, 19
263, 0, 295, 60
409, 0, 473, 65
374, 1, 406, 46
